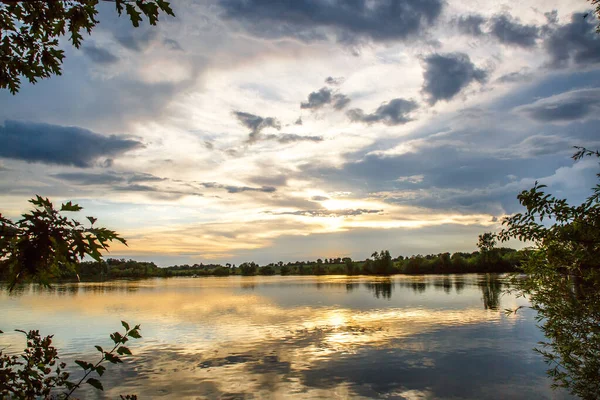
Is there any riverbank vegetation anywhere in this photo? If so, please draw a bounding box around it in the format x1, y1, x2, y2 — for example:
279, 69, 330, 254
0, 245, 525, 282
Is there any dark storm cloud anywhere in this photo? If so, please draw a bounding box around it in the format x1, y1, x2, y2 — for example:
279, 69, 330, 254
233, 111, 282, 142
455, 14, 486, 36
200, 182, 276, 193
82, 44, 119, 64
421, 53, 487, 105
266, 209, 382, 217
347, 98, 418, 125
544, 12, 600, 68
516, 88, 600, 122
301, 88, 351, 110
489, 14, 539, 47
218, 0, 444, 43
0, 120, 143, 167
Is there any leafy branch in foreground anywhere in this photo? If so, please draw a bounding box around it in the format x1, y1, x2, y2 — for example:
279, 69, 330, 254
0, 0, 175, 94
0, 321, 141, 399
0, 196, 126, 290
497, 147, 600, 399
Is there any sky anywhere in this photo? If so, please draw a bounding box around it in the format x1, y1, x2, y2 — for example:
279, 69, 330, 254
1, 0, 600, 266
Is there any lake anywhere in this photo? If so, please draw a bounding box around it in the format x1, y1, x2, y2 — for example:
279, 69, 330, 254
0, 274, 572, 399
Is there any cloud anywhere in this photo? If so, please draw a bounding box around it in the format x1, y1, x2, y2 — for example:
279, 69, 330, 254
200, 182, 277, 193
455, 14, 485, 36
332, 94, 351, 110
295, 117, 303, 125
489, 14, 539, 47
163, 38, 183, 51
496, 69, 533, 83
82, 44, 119, 64
52, 171, 167, 186
128, 172, 167, 183
233, 111, 281, 142
512, 135, 572, 157
114, 29, 157, 52
516, 88, 600, 122
544, 12, 600, 68
233, 111, 322, 144
218, 0, 444, 43
301, 87, 332, 109
0, 120, 143, 167
52, 172, 125, 185
249, 174, 288, 187
325, 76, 344, 86
311, 196, 330, 201
272, 133, 324, 144
347, 98, 418, 125
300, 87, 351, 110
397, 175, 424, 184
421, 53, 487, 105
266, 209, 383, 217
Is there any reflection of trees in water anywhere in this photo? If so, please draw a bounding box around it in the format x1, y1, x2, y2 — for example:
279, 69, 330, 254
345, 283, 359, 293
240, 278, 256, 290
454, 279, 465, 294
4, 283, 144, 296
432, 277, 453, 294
364, 279, 393, 299
478, 275, 503, 310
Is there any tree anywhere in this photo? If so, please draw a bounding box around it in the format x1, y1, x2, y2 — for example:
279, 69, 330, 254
371, 250, 394, 275
498, 147, 600, 399
0, 0, 175, 94
239, 261, 258, 276
0, 196, 126, 289
477, 232, 496, 253
344, 257, 356, 275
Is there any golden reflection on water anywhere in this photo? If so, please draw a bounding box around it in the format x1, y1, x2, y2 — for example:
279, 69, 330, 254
0, 275, 557, 399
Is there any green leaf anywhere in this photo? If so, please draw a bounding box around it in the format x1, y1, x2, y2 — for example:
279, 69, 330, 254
95, 345, 104, 353
87, 377, 104, 391
87, 216, 97, 225
121, 320, 130, 331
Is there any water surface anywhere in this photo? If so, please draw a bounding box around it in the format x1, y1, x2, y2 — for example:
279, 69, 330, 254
0, 275, 572, 399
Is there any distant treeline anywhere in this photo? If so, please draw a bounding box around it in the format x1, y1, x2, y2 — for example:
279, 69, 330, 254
44, 247, 526, 281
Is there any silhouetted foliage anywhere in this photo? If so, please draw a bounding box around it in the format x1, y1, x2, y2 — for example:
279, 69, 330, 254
0, 196, 125, 289
0, 321, 141, 398
499, 147, 600, 399
0, 0, 174, 93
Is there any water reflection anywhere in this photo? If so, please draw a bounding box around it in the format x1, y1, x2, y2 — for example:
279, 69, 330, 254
364, 279, 393, 299
0, 275, 571, 399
